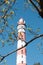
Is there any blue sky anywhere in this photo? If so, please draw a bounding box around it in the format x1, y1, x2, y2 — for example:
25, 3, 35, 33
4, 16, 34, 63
0, 0, 43, 65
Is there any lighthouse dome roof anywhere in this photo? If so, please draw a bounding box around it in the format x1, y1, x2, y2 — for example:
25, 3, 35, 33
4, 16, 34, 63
18, 18, 25, 25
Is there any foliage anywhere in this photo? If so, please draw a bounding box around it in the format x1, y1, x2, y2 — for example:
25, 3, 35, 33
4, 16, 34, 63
0, 0, 43, 64
0, 0, 17, 47
0, 0, 43, 47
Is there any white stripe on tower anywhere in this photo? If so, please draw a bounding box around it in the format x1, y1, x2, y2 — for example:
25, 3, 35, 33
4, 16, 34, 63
16, 18, 26, 65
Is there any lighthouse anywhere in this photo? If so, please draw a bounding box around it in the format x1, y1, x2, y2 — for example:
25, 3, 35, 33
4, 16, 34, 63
16, 18, 26, 65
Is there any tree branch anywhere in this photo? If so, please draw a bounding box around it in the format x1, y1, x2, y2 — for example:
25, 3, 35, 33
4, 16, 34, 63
29, 0, 40, 12
0, 34, 43, 62
29, 0, 43, 18
0, 1, 5, 6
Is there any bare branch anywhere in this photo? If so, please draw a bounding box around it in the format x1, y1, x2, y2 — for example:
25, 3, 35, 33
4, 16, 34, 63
29, 0, 40, 12
0, 1, 5, 6
29, 0, 43, 18
0, 34, 43, 62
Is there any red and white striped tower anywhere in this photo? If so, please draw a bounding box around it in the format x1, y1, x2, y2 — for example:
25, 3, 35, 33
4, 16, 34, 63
16, 18, 26, 65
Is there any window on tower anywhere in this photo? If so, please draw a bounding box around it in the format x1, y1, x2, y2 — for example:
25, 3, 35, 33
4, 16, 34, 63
22, 55, 23, 58
21, 50, 23, 54
22, 61, 23, 64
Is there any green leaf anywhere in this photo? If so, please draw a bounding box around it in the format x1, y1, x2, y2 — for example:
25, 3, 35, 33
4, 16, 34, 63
36, 28, 40, 32
27, 28, 32, 30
